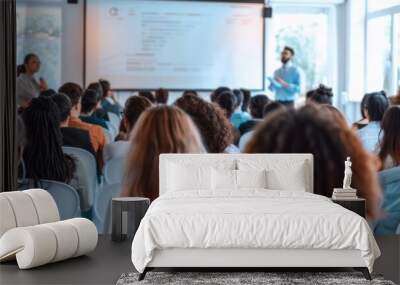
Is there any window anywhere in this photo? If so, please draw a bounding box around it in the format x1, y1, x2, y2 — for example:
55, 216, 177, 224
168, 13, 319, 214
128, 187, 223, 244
366, 16, 392, 94
365, 2, 400, 96
367, 0, 400, 12
266, 6, 334, 97
16, 2, 62, 90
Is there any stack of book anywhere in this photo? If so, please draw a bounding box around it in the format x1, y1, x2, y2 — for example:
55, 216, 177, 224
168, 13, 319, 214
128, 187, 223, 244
332, 188, 357, 200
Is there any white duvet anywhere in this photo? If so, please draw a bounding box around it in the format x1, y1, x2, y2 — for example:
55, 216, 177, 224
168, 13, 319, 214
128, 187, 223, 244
131, 190, 380, 273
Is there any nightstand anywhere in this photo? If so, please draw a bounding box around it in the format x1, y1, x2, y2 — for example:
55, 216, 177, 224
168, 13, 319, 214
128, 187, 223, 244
331, 198, 366, 218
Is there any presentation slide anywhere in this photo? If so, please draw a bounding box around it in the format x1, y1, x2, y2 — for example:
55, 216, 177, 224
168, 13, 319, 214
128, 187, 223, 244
85, 0, 264, 90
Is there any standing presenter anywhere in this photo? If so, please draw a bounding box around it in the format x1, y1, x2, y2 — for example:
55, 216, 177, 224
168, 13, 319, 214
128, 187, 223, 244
268, 46, 301, 107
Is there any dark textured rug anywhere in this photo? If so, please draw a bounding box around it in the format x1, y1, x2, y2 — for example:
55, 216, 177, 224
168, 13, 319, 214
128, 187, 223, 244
116, 271, 395, 285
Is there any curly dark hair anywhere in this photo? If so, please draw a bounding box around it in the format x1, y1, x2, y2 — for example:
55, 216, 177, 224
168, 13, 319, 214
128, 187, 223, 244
245, 104, 381, 218
175, 95, 234, 153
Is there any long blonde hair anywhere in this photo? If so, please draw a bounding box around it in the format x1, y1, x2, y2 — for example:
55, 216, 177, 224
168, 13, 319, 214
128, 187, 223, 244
121, 105, 204, 200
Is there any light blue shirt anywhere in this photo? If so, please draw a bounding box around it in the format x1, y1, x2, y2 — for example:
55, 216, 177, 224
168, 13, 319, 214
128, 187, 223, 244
230, 111, 251, 129
269, 62, 301, 102
357, 121, 382, 153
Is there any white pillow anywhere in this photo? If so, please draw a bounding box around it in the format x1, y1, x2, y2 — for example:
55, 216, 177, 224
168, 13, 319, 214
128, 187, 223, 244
266, 163, 307, 191
212, 169, 237, 191
236, 169, 267, 189
167, 162, 212, 192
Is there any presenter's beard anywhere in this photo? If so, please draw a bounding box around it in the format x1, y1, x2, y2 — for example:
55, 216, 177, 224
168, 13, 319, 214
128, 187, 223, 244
281, 58, 290, 64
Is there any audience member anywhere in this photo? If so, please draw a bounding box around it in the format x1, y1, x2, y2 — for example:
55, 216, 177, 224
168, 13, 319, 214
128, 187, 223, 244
378, 106, 400, 170
99, 79, 123, 115
104, 96, 152, 162
138, 91, 156, 103
230, 89, 251, 129
121, 106, 205, 200
263, 101, 285, 117
59, 82, 107, 162
183, 90, 198, 97
155, 88, 169, 104
306, 84, 333, 105
238, 94, 269, 135
210, 86, 230, 102
214, 90, 237, 119
175, 94, 238, 153
358, 91, 389, 153
39, 89, 56, 97
51, 93, 95, 157
80, 89, 109, 129
16, 53, 48, 108
240, 89, 251, 113
21, 97, 75, 182
87, 82, 109, 121
352, 93, 371, 130
238, 101, 284, 151
245, 104, 381, 218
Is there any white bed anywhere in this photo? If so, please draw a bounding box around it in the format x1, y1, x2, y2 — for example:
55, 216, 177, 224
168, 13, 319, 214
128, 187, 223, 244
131, 154, 380, 280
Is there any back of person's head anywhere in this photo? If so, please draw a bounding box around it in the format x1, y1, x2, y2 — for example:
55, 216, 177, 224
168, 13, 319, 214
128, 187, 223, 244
99, 79, 111, 99
155, 88, 169, 104
240, 89, 251, 112
122, 105, 204, 200
379, 106, 400, 166
123, 96, 152, 134
183, 90, 198, 97
138, 91, 156, 103
360, 93, 371, 119
250, 94, 269, 119
232, 89, 243, 109
214, 90, 237, 118
58, 82, 83, 107
175, 94, 234, 153
210, 86, 230, 102
98, 79, 110, 98
263, 101, 285, 118
87, 82, 103, 101
52, 93, 72, 123
81, 89, 100, 114
306, 85, 333, 105
245, 104, 381, 218
22, 96, 75, 183
366, 91, 389, 121
39, 89, 56, 98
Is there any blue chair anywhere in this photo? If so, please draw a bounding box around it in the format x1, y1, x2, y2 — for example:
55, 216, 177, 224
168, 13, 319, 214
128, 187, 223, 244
374, 166, 400, 235
397, 224, 400, 235
37, 179, 81, 220
105, 121, 118, 141
62, 147, 98, 215
93, 183, 122, 233
108, 112, 121, 131
103, 158, 124, 185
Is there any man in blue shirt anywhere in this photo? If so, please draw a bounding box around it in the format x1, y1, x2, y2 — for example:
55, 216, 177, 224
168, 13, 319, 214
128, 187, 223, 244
268, 46, 301, 107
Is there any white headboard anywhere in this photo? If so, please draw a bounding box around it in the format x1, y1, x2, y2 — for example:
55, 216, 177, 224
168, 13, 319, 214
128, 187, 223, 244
159, 154, 314, 195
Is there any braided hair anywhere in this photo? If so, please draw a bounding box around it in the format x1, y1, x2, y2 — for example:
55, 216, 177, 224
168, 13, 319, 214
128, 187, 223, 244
22, 96, 75, 183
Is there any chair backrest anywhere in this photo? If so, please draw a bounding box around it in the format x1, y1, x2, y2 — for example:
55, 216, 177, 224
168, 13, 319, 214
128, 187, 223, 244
103, 158, 124, 185
106, 121, 118, 141
107, 112, 121, 131
38, 179, 81, 220
93, 183, 122, 234
375, 166, 400, 235
62, 146, 97, 209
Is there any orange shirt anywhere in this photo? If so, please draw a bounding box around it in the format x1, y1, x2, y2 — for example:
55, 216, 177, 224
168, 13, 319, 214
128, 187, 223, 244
68, 117, 106, 153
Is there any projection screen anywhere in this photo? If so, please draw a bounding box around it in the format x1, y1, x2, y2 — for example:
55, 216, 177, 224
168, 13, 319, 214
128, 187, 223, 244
85, 0, 265, 90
